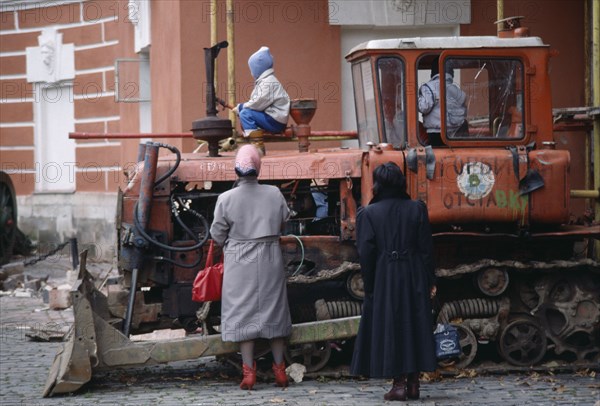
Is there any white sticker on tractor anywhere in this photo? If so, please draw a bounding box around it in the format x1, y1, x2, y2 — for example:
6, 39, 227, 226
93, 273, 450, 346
457, 162, 495, 199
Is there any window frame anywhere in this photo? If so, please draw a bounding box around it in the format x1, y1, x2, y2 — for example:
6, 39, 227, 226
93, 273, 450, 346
351, 59, 380, 147
438, 50, 532, 147
375, 55, 407, 149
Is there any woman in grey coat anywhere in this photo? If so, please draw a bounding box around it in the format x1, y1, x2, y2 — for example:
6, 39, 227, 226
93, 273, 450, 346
210, 144, 292, 390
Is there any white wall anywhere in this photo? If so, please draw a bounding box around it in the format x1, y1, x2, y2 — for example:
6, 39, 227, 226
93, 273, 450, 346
17, 193, 118, 262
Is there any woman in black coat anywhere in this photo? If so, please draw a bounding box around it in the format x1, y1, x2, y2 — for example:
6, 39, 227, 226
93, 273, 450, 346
350, 162, 437, 401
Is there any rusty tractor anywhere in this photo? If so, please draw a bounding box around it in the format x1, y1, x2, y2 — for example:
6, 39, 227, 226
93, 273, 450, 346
44, 18, 599, 396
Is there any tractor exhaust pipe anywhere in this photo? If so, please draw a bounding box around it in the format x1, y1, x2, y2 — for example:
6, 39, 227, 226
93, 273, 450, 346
122, 142, 158, 337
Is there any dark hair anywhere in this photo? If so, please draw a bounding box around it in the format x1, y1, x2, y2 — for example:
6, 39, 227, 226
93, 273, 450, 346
372, 162, 409, 199
430, 56, 454, 78
431, 56, 440, 78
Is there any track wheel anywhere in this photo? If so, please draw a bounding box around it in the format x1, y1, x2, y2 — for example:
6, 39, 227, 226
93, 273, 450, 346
284, 341, 331, 372
498, 317, 547, 366
346, 269, 364, 300
438, 323, 478, 369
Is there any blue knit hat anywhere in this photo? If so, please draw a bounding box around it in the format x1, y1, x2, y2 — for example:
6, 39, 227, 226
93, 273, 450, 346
248, 46, 273, 80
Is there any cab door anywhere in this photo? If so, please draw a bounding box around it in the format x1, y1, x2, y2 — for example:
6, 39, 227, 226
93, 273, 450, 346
412, 50, 568, 228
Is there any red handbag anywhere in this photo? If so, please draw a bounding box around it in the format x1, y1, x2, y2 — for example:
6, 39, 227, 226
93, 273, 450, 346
192, 240, 224, 302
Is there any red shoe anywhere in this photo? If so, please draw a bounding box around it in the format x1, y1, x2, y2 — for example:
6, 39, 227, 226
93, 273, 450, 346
272, 361, 289, 387
240, 361, 256, 390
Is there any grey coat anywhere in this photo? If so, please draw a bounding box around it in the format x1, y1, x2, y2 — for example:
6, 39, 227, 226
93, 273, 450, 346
244, 68, 290, 124
418, 73, 467, 134
210, 177, 292, 342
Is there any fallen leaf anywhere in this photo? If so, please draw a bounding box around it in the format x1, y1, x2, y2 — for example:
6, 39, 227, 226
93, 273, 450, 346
456, 369, 477, 378
422, 371, 442, 382
575, 368, 596, 378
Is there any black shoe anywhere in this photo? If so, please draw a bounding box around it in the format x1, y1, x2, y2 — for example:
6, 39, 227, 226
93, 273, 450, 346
407, 373, 420, 400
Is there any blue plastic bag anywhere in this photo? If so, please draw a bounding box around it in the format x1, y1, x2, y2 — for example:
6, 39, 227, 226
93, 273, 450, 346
434, 323, 462, 360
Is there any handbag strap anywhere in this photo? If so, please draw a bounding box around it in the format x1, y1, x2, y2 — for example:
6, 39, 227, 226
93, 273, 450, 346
205, 240, 215, 268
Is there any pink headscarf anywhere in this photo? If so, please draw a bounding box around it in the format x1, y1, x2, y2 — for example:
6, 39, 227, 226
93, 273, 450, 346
235, 144, 261, 176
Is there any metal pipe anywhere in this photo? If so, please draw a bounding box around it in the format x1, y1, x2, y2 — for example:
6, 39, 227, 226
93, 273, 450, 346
211, 0, 218, 92
123, 267, 139, 337
70, 132, 192, 139
136, 143, 147, 162
310, 131, 357, 138
204, 47, 218, 117
280, 128, 358, 138
70, 131, 359, 140
264, 136, 357, 143
593, 0, 600, 258
123, 142, 159, 336
70, 237, 79, 270
584, 0, 591, 202
226, 0, 236, 131
553, 122, 593, 132
137, 142, 159, 232
497, 0, 504, 34
570, 190, 600, 199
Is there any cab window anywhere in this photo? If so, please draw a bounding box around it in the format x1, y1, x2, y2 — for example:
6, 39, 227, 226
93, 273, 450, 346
444, 58, 525, 140
351, 60, 379, 146
377, 57, 406, 148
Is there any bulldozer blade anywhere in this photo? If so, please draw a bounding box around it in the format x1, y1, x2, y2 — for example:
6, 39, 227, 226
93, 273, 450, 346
43, 251, 98, 397
42, 250, 361, 397
42, 327, 92, 397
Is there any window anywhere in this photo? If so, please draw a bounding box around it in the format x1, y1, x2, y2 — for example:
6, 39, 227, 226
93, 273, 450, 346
444, 58, 525, 140
352, 60, 379, 146
377, 57, 406, 148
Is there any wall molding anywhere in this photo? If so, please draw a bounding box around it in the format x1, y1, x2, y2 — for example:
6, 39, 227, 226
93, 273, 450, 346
0, 0, 82, 13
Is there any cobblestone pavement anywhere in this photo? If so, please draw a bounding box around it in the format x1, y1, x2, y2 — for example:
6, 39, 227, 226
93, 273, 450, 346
1, 258, 599, 406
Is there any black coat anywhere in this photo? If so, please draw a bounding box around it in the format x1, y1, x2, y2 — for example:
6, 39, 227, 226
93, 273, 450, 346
350, 192, 437, 378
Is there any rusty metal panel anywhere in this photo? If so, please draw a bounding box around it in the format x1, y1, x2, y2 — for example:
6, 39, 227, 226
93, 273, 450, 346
121, 197, 172, 237
125, 160, 174, 197
339, 181, 357, 241
150, 150, 364, 182
171, 240, 203, 282
529, 149, 570, 224
280, 236, 358, 269
426, 149, 525, 225
360, 149, 406, 206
